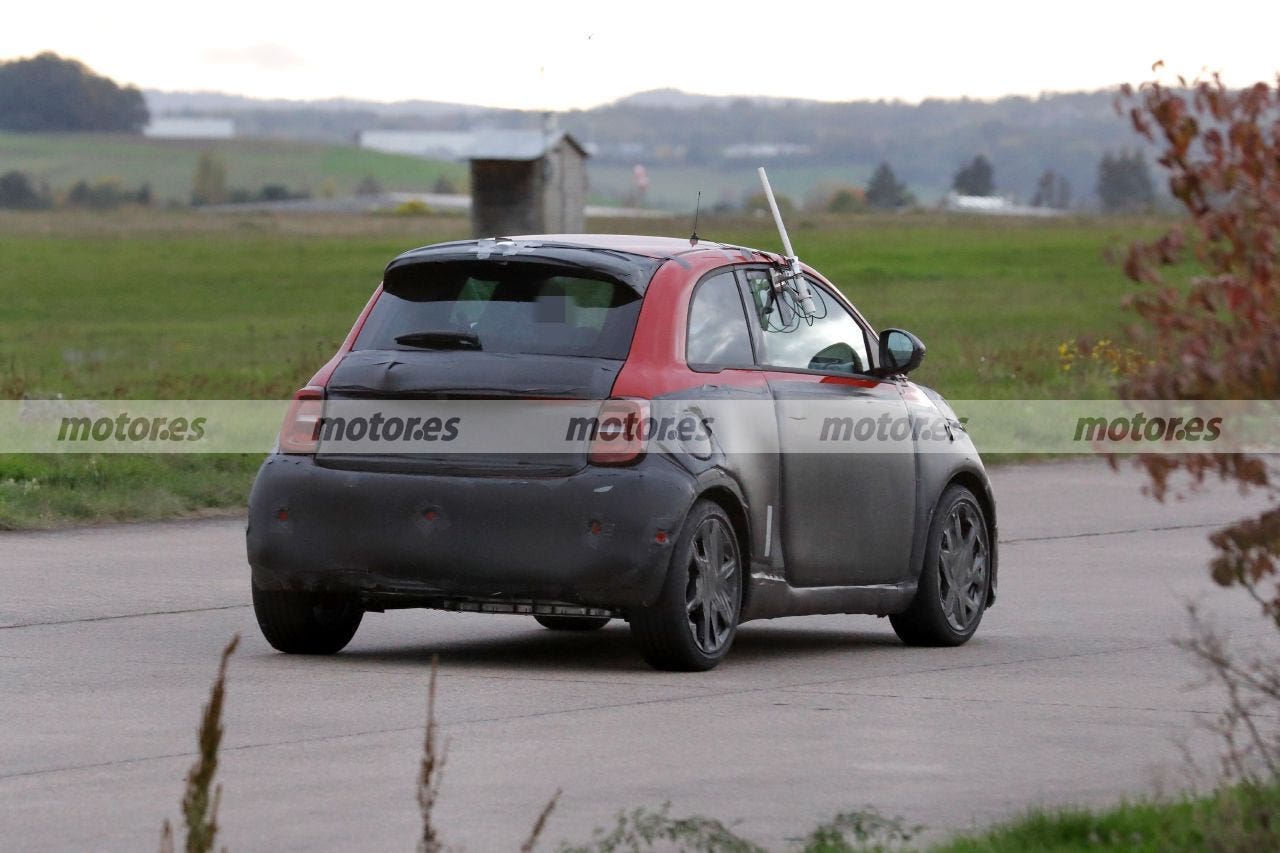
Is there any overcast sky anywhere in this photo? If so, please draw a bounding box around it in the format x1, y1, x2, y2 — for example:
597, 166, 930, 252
3, 1, 1275, 109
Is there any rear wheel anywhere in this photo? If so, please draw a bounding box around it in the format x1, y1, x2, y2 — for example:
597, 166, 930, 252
252, 585, 363, 654
534, 615, 610, 631
630, 500, 743, 671
891, 485, 990, 647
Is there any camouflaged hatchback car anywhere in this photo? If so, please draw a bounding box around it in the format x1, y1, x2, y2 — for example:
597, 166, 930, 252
248, 235, 996, 671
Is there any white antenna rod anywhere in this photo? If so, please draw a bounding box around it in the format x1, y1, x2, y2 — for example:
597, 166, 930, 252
757, 167, 795, 258
757, 167, 816, 319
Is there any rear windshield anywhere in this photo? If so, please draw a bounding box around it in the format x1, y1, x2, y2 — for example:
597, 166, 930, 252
355, 262, 643, 359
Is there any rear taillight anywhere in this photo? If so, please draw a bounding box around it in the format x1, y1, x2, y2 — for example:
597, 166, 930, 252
279, 386, 324, 455
588, 397, 649, 466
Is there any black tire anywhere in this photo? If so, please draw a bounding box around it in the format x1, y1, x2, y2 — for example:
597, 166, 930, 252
891, 485, 991, 647
629, 500, 743, 671
252, 584, 363, 655
534, 615, 611, 631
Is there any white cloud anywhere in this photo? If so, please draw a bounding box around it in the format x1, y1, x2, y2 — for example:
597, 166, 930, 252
201, 43, 305, 71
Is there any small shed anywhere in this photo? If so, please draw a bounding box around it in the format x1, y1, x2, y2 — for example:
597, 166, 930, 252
467, 130, 588, 237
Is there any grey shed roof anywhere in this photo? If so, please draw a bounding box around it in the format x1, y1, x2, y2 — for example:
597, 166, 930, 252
465, 129, 588, 161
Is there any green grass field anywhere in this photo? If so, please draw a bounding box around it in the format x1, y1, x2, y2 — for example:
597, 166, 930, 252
0, 209, 1170, 528
0, 132, 467, 203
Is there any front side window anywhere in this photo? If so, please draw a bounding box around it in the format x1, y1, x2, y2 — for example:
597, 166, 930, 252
742, 271, 871, 375
686, 271, 755, 369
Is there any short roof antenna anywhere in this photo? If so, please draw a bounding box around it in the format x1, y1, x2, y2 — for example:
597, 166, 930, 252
689, 190, 702, 246
757, 166, 816, 318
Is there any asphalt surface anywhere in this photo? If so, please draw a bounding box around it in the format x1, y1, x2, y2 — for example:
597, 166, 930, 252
1, 459, 1276, 851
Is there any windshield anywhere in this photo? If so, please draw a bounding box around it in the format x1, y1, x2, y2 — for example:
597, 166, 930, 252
355, 261, 643, 360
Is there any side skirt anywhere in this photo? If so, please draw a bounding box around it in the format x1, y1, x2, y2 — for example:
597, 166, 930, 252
740, 571, 917, 622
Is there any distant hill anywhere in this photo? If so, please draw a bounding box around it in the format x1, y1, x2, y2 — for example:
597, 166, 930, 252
138, 86, 1150, 208
564, 90, 1144, 209
607, 88, 802, 110
146, 90, 491, 117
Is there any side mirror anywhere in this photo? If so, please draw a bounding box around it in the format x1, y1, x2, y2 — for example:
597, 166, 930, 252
875, 328, 926, 376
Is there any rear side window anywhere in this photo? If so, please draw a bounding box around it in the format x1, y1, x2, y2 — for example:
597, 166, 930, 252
686, 271, 755, 369
356, 262, 642, 359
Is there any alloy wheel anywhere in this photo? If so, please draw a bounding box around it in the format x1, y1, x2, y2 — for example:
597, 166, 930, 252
936, 500, 988, 632
684, 516, 741, 655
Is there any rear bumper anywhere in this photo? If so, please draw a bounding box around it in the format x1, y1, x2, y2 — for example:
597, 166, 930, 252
246, 454, 695, 610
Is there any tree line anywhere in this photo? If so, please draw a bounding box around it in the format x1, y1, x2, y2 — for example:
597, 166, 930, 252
800, 152, 1153, 212
0, 52, 148, 133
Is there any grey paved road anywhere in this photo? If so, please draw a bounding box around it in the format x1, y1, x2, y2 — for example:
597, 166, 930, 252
1, 460, 1274, 850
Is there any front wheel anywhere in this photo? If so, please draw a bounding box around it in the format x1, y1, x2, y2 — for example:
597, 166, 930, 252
891, 485, 991, 647
629, 500, 743, 671
252, 585, 363, 654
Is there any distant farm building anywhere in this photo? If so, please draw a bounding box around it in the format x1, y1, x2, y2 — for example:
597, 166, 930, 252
466, 130, 588, 237
357, 130, 476, 160
144, 117, 235, 139
942, 193, 1064, 217
722, 142, 811, 159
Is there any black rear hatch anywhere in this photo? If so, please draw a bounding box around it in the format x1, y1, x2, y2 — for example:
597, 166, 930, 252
319, 250, 655, 476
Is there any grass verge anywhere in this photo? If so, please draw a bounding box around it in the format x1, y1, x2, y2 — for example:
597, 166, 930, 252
0, 454, 256, 530
934, 782, 1280, 852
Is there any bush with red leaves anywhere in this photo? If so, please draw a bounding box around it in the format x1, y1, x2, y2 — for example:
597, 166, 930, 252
1119, 67, 1280, 625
